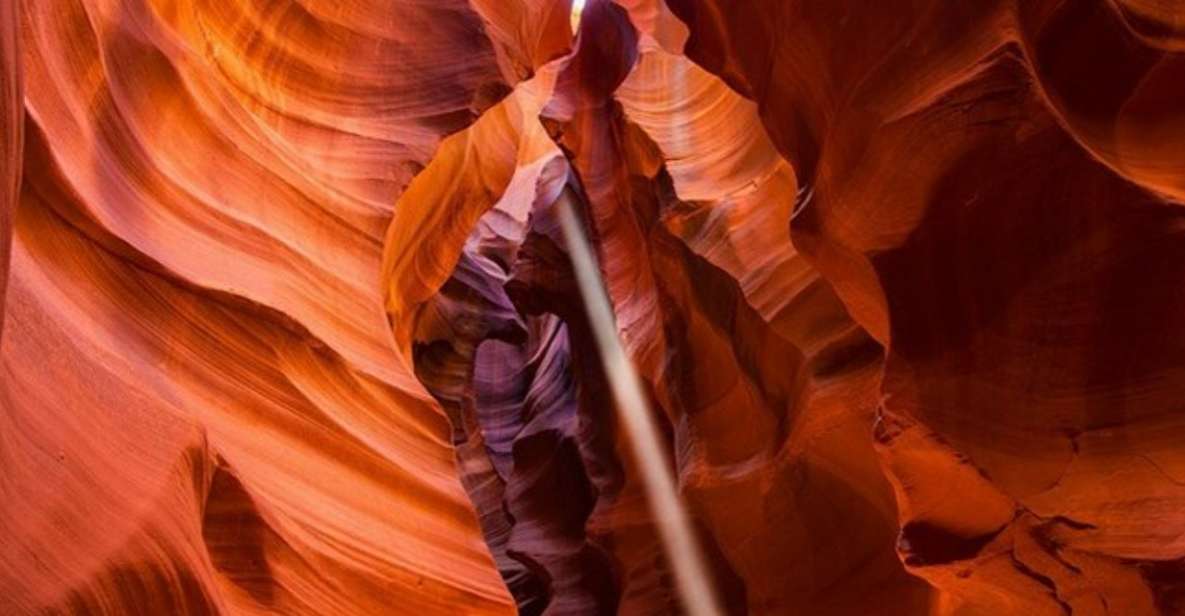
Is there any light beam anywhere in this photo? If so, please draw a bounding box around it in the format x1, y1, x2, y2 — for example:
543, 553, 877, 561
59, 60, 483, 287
556, 188, 725, 616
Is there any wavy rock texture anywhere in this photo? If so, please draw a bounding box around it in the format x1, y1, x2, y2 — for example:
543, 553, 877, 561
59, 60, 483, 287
4, 0, 1185, 615
0, 0, 20, 339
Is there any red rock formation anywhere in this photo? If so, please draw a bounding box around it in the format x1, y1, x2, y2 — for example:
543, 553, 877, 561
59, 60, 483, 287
0, 0, 20, 339
3, 0, 523, 613
669, 0, 1185, 613
5, 0, 1185, 615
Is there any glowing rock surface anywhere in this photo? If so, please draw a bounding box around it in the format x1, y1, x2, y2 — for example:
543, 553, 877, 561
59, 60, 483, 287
3, 0, 1185, 614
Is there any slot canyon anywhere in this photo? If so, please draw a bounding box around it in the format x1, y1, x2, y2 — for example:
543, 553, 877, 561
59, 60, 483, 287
3, 0, 1185, 614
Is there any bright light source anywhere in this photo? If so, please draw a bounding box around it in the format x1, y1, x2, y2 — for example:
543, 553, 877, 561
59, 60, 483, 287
556, 189, 726, 616
571, 0, 587, 31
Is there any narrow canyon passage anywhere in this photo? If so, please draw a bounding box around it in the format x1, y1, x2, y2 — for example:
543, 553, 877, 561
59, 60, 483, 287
3, 1, 1185, 615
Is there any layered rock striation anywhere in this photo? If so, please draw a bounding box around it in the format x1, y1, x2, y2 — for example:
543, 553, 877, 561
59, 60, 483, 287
4, 1, 1185, 615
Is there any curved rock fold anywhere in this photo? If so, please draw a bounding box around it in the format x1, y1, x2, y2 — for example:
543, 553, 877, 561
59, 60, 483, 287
5, 1, 1185, 615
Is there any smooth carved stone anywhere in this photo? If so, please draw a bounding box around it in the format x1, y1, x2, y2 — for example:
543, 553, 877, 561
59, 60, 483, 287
5, 1, 1185, 615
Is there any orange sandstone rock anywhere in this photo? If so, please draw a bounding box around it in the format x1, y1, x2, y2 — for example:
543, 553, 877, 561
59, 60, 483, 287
5, 1, 1185, 615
